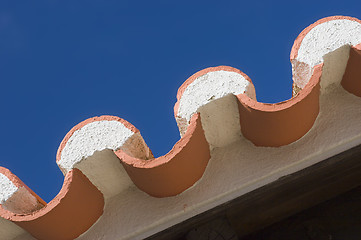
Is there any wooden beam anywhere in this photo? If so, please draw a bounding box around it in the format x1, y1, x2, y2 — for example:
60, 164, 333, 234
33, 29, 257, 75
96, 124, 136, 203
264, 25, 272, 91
243, 185, 361, 239
146, 144, 361, 240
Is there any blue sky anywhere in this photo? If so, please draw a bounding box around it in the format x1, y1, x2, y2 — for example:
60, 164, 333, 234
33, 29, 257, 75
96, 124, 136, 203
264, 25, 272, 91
1, 0, 360, 202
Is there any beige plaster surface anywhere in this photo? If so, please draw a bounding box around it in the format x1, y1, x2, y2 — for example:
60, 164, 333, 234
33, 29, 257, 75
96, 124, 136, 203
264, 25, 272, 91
10, 82, 353, 240
73, 83, 361, 240
9, 71, 361, 240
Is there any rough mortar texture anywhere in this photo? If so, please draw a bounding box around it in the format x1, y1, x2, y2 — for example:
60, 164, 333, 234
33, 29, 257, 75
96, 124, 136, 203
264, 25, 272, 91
293, 19, 361, 89
0, 173, 18, 204
177, 70, 255, 123
176, 70, 255, 148
59, 120, 135, 172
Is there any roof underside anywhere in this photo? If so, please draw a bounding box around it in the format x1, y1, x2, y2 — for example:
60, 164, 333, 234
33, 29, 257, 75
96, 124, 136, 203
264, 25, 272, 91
1, 15, 361, 240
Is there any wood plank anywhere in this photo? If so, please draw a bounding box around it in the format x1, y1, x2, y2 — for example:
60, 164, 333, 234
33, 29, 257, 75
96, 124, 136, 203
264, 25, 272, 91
243, 185, 361, 239
146, 144, 361, 240
228, 143, 361, 237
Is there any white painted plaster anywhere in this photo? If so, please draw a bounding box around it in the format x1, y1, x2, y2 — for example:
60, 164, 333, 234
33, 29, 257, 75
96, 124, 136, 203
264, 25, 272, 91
178, 70, 255, 123
72, 84, 361, 240
292, 19, 361, 89
58, 120, 148, 173
296, 19, 361, 67
0, 173, 18, 204
197, 94, 244, 149
58, 120, 151, 199
319, 45, 351, 90
74, 149, 134, 199
177, 70, 256, 148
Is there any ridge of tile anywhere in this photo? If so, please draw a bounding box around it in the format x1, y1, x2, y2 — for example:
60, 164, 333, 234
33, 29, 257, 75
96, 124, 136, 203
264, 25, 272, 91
0, 15, 360, 240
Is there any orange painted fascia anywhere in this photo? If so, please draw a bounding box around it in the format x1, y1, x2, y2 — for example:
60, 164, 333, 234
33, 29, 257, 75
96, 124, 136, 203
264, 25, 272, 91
341, 43, 361, 97
0, 169, 104, 240
115, 113, 210, 198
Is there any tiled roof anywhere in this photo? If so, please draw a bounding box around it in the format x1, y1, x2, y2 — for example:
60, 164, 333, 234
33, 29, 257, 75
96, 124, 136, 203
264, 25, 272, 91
1, 15, 361, 240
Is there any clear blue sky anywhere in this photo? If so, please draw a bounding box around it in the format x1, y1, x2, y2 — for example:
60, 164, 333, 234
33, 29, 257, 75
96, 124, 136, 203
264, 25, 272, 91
1, 0, 360, 202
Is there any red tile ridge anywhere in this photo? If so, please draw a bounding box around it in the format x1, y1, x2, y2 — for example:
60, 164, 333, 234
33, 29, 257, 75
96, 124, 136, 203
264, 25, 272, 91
174, 65, 254, 115
176, 66, 253, 100
0, 167, 46, 213
237, 64, 322, 146
1, 15, 361, 240
0, 168, 104, 240
290, 15, 361, 60
115, 113, 210, 197
56, 115, 139, 164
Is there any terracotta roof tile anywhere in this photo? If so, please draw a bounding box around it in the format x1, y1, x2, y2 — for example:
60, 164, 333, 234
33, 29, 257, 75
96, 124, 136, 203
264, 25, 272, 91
1, 15, 361, 240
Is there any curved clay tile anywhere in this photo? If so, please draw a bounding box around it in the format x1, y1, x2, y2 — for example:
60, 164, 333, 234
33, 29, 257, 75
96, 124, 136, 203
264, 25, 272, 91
56, 115, 151, 199
174, 66, 256, 149
290, 16, 361, 92
0, 167, 45, 215
0, 168, 103, 240
237, 16, 361, 147
237, 64, 322, 147
56, 66, 258, 198
56, 114, 210, 198
116, 114, 210, 197
341, 43, 361, 97
1, 15, 361, 240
